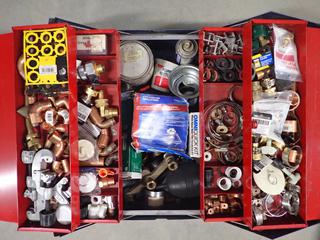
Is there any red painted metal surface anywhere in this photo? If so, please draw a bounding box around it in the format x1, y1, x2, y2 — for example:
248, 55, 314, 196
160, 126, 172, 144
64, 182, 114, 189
10, 23, 79, 233
199, 27, 244, 222
0, 32, 19, 223
305, 27, 320, 221
76, 29, 122, 224
243, 19, 308, 230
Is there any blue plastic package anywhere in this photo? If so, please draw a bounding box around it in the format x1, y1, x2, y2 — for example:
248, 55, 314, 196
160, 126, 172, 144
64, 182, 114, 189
132, 93, 190, 159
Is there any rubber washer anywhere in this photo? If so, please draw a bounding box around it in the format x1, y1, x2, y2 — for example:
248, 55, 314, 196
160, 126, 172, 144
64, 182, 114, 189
53, 30, 66, 43
40, 31, 53, 44
222, 70, 236, 82
214, 58, 230, 71
55, 44, 66, 56
26, 45, 39, 57
25, 32, 39, 44
26, 57, 39, 70
41, 45, 54, 56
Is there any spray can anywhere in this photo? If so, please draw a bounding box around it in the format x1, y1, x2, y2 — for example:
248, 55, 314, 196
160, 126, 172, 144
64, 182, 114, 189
175, 39, 198, 65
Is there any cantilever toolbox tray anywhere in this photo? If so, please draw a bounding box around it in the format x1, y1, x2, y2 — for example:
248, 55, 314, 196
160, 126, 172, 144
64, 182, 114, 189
1, 12, 320, 238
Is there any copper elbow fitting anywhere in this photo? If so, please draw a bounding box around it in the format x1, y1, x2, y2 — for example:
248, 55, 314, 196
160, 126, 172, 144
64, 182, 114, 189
89, 106, 116, 129
29, 100, 52, 126
55, 124, 68, 133
52, 160, 64, 176
49, 131, 63, 144
17, 55, 25, 80
53, 140, 66, 158
97, 128, 110, 149
55, 97, 69, 110
99, 142, 117, 157
98, 177, 115, 189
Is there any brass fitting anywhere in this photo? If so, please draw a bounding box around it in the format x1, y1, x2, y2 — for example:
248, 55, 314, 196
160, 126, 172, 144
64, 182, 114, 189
61, 159, 70, 174
95, 90, 109, 117
89, 106, 116, 129
25, 118, 42, 150
82, 86, 99, 105
104, 107, 119, 119
79, 157, 105, 167
97, 128, 110, 149
29, 100, 53, 126
98, 177, 115, 189
99, 142, 117, 157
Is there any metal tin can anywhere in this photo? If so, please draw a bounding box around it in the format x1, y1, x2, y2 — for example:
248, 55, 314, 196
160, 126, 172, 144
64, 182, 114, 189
120, 40, 154, 86
175, 39, 198, 65
151, 58, 178, 92
169, 65, 199, 99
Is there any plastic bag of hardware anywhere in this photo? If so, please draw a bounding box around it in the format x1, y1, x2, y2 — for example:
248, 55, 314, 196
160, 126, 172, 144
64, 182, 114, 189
132, 93, 190, 159
252, 93, 291, 144
273, 24, 302, 82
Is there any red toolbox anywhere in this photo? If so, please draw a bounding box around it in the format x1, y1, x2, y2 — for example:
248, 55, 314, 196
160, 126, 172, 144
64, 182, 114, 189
0, 11, 320, 237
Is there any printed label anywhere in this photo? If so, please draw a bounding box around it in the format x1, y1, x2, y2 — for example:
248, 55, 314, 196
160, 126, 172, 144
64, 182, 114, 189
252, 112, 272, 136
189, 112, 200, 158
78, 102, 92, 122
77, 34, 107, 55
58, 109, 69, 124
39, 65, 57, 75
282, 120, 297, 133
45, 110, 55, 126
252, 52, 273, 72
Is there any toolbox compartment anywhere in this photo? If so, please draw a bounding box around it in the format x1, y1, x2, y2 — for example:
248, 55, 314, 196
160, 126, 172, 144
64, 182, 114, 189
1, 12, 320, 238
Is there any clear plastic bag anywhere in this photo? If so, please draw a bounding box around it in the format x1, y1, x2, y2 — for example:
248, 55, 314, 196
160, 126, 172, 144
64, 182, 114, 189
273, 24, 302, 82
252, 91, 291, 144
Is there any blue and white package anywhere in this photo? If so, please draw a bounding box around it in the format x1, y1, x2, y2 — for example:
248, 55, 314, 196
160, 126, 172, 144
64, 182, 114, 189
132, 93, 190, 158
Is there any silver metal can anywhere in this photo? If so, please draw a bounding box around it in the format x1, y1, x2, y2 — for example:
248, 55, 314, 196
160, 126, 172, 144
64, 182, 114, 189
120, 40, 154, 86
175, 39, 198, 65
169, 65, 199, 99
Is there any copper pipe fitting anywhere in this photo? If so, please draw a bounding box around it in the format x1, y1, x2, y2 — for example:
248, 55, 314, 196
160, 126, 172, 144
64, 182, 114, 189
49, 131, 63, 144
44, 138, 53, 149
99, 142, 117, 157
53, 141, 66, 158
55, 97, 69, 110
89, 106, 116, 129
104, 107, 119, 119
79, 157, 105, 167
17, 55, 25, 80
29, 100, 52, 126
61, 159, 70, 175
95, 90, 109, 117
97, 128, 110, 149
52, 160, 64, 176
98, 177, 115, 189
55, 124, 68, 133
27, 95, 36, 105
